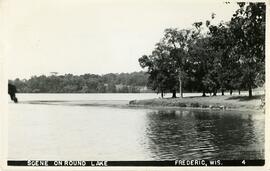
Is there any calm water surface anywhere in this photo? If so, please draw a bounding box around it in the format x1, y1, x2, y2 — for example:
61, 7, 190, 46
8, 94, 264, 160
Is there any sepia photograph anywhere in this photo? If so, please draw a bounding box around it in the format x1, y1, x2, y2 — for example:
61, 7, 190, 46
0, 0, 267, 169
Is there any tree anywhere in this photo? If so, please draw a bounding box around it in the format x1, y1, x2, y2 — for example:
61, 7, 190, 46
139, 38, 180, 98
162, 28, 192, 98
189, 36, 214, 96
207, 22, 237, 95
139, 52, 169, 97
229, 2, 265, 97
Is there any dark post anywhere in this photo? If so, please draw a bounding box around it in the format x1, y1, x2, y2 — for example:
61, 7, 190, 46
8, 84, 18, 103
248, 87, 252, 98
172, 90, 177, 98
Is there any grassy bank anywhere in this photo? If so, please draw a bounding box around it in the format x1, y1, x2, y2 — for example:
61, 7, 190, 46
129, 94, 264, 111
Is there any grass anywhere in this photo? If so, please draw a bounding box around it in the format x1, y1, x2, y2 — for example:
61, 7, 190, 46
129, 94, 264, 111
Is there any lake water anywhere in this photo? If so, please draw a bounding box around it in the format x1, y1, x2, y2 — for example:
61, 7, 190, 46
8, 93, 264, 160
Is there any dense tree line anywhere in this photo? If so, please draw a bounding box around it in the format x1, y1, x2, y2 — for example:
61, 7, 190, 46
9, 72, 150, 93
139, 2, 265, 98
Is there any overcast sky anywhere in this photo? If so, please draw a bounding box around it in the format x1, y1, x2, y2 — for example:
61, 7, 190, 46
2, 0, 239, 79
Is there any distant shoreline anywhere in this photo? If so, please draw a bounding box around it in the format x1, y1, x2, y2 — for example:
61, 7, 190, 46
129, 94, 265, 112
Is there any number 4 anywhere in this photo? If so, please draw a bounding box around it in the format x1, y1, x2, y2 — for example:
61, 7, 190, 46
242, 160, 246, 165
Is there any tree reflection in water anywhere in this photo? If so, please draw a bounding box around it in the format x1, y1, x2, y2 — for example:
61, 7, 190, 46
144, 109, 264, 160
